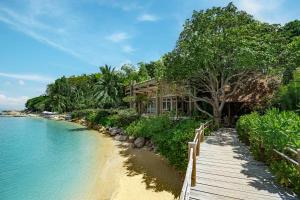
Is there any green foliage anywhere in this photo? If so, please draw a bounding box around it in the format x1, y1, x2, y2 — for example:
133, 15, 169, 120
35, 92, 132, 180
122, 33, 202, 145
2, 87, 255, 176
25, 95, 50, 112
93, 65, 124, 108
281, 20, 300, 42
274, 69, 300, 113
282, 37, 300, 84
164, 2, 283, 125
71, 108, 138, 128
126, 115, 173, 138
141, 58, 166, 80
236, 112, 260, 145
236, 109, 300, 193
105, 109, 139, 128
126, 115, 203, 169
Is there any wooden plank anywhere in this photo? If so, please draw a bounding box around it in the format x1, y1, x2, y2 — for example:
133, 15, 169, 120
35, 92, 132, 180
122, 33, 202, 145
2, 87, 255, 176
190, 184, 283, 200
196, 160, 266, 170
181, 128, 299, 200
189, 190, 238, 200
197, 157, 265, 167
197, 167, 274, 180
194, 178, 289, 198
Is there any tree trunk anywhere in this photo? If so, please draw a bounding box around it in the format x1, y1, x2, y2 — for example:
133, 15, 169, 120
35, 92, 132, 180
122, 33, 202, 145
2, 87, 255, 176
213, 105, 221, 127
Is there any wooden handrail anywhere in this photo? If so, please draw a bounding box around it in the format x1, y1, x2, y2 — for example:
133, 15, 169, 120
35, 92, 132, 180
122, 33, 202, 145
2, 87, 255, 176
180, 120, 211, 200
273, 148, 300, 172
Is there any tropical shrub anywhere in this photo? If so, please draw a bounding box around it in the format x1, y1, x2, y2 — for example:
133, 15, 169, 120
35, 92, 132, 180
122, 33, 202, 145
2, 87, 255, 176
126, 115, 203, 169
71, 108, 138, 128
274, 69, 300, 114
104, 109, 139, 128
236, 109, 300, 194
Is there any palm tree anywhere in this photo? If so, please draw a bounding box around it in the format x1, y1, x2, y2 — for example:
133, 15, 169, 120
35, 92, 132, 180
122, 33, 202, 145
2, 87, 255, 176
94, 65, 121, 108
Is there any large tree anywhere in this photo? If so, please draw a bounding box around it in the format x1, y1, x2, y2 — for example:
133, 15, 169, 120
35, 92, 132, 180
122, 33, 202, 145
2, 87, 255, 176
165, 3, 283, 126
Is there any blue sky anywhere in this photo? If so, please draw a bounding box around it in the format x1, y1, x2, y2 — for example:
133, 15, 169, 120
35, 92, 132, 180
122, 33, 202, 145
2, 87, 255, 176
0, 0, 299, 110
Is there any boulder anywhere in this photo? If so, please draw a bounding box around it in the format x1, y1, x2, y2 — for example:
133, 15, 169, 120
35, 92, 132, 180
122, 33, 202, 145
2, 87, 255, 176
115, 135, 128, 141
109, 127, 120, 136
146, 140, 153, 147
128, 136, 135, 143
134, 137, 145, 148
145, 140, 150, 146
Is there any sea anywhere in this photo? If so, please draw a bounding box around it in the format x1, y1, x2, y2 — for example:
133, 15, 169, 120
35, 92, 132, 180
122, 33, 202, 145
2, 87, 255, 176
0, 117, 103, 200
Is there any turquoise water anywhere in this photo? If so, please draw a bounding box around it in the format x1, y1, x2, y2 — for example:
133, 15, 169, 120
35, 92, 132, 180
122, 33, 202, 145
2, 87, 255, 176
0, 117, 103, 200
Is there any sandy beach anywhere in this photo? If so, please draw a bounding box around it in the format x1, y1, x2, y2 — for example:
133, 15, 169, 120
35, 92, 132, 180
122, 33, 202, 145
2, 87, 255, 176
82, 132, 182, 200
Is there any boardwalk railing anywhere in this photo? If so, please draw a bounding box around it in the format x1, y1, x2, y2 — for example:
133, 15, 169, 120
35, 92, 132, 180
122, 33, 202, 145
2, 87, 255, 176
180, 121, 211, 200
273, 147, 300, 172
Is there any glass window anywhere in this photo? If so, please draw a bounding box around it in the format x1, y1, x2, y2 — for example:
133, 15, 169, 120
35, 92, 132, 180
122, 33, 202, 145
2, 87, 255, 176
162, 98, 171, 111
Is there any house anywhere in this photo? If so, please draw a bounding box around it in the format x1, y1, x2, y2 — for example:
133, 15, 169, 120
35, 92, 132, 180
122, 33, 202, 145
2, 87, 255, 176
125, 79, 196, 117
126, 75, 279, 122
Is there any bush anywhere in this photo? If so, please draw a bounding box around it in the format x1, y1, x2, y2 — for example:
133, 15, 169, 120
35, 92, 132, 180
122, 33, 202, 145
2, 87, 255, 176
236, 108, 300, 194
105, 109, 139, 128
236, 112, 259, 145
274, 69, 300, 114
126, 115, 173, 138
71, 108, 138, 128
126, 115, 203, 169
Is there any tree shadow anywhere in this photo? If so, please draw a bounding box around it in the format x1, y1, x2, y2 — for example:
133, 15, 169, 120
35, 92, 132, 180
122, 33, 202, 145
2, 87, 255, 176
116, 143, 183, 199
204, 128, 298, 200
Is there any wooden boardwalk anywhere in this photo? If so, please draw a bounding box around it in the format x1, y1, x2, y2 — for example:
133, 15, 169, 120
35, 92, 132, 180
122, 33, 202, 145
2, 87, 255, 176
188, 128, 298, 200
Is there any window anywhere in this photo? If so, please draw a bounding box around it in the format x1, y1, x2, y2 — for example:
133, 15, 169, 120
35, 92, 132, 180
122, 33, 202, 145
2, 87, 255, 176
147, 100, 156, 114
162, 98, 171, 111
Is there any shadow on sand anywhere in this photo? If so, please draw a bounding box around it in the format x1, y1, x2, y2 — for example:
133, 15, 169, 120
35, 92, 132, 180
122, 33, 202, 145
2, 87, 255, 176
116, 143, 183, 199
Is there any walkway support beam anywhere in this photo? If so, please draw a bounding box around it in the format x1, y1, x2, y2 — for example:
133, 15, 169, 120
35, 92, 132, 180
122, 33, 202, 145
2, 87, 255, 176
188, 142, 196, 187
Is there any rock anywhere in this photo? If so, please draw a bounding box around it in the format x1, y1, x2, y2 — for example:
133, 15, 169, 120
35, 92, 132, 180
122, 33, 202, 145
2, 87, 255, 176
145, 140, 150, 146
115, 135, 128, 141
147, 140, 153, 147
109, 127, 120, 136
128, 136, 135, 143
118, 129, 125, 135
134, 137, 145, 148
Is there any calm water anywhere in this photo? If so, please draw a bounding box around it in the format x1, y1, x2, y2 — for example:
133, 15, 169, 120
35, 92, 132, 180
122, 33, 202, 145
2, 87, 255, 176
0, 117, 103, 200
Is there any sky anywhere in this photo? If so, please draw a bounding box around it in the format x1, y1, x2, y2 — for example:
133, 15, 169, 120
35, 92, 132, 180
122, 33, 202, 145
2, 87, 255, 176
0, 0, 299, 110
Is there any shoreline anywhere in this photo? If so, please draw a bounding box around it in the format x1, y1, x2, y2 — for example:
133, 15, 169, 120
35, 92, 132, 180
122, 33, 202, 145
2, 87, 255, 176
69, 119, 183, 200
9, 113, 183, 200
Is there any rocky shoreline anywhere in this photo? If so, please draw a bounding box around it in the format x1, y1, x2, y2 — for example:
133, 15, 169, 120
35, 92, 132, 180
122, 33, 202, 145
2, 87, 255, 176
1, 111, 157, 151
74, 118, 157, 151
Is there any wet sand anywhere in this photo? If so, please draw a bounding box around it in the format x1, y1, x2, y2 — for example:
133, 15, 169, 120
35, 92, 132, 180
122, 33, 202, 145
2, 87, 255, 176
84, 133, 182, 200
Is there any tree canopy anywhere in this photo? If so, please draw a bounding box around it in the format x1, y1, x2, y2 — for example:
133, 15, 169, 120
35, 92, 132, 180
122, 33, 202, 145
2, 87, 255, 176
165, 3, 283, 125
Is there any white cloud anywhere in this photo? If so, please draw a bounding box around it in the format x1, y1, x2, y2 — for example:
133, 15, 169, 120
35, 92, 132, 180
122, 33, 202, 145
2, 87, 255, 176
0, 2, 128, 66
137, 14, 158, 22
236, 0, 285, 23
106, 32, 129, 43
0, 93, 28, 110
122, 45, 135, 53
0, 72, 53, 83
0, 7, 87, 62
18, 80, 25, 85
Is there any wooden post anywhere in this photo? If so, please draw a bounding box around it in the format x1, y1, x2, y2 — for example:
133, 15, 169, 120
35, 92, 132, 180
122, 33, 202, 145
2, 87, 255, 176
196, 129, 201, 156
298, 149, 300, 172
188, 142, 196, 187
200, 126, 204, 142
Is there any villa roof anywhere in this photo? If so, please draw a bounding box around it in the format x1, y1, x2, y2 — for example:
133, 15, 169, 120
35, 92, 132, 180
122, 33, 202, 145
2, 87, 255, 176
225, 75, 280, 103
